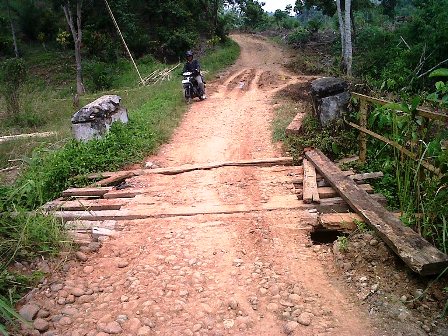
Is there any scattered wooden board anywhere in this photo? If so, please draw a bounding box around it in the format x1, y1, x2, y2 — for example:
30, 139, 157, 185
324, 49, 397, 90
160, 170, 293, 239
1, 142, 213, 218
305, 149, 448, 275
302, 159, 320, 204
0, 131, 57, 144
317, 194, 387, 213
285, 113, 304, 135
317, 172, 384, 187
44, 199, 128, 211
86, 157, 294, 179
62, 187, 113, 198
318, 184, 373, 199
92, 171, 136, 187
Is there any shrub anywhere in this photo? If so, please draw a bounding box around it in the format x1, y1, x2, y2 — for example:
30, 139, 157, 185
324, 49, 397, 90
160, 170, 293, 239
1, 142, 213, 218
287, 26, 311, 46
0, 58, 27, 116
84, 61, 115, 92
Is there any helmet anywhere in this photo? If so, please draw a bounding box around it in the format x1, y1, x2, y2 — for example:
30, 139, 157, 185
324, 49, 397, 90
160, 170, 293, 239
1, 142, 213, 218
186, 50, 193, 57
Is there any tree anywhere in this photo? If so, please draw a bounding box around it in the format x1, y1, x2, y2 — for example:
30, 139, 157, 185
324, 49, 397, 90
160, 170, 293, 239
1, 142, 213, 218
59, 0, 85, 95
335, 0, 353, 75
5, 0, 19, 58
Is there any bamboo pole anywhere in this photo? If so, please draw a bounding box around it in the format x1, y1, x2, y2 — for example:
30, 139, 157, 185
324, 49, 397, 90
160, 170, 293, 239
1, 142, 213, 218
359, 99, 368, 163
103, 0, 145, 86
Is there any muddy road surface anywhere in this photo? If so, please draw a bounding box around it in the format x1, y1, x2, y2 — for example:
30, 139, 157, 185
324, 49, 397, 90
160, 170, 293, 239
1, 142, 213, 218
25, 34, 389, 336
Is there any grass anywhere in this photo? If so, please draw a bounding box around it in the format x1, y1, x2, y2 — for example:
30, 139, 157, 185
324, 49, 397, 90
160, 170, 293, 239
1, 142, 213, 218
0, 38, 240, 331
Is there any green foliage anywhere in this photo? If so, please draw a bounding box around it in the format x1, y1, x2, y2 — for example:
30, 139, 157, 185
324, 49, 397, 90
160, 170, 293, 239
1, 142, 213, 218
0, 58, 27, 116
286, 114, 358, 160
84, 60, 115, 92
0, 294, 26, 336
287, 26, 312, 45
337, 236, 349, 252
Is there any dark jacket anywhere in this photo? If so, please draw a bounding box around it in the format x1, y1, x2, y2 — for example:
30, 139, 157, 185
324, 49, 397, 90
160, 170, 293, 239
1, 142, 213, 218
183, 59, 200, 74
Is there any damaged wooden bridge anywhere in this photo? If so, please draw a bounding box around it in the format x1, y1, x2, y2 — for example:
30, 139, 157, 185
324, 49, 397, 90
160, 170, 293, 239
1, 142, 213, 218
43, 151, 448, 276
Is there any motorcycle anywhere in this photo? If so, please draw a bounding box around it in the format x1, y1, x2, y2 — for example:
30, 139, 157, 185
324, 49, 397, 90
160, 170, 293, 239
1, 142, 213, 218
182, 69, 205, 102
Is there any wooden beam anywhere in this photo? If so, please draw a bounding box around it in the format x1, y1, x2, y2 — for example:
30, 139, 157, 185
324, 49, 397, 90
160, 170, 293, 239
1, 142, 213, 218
305, 149, 448, 275
85, 157, 294, 180
0, 131, 57, 144
317, 194, 387, 213
352, 92, 448, 122
92, 171, 136, 187
61, 187, 113, 198
318, 184, 373, 199
317, 172, 383, 188
285, 113, 304, 135
318, 213, 363, 231
346, 121, 441, 176
302, 159, 320, 204
44, 199, 128, 211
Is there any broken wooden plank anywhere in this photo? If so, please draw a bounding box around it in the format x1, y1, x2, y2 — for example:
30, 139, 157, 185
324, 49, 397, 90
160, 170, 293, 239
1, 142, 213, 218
318, 184, 373, 199
302, 159, 320, 204
65, 220, 119, 231
317, 194, 387, 213
92, 171, 136, 187
44, 199, 128, 211
305, 149, 448, 275
285, 113, 304, 135
292, 170, 353, 185
0, 131, 57, 144
320, 172, 383, 187
85, 157, 294, 179
62, 187, 113, 198
318, 213, 364, 231
103, 189, 143, 199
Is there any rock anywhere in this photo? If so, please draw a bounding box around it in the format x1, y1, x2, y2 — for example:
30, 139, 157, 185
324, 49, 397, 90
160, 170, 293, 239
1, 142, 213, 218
61, 307, 78, 316
71, 287, 84, 297
318, 92, 350, 126
137, 326, 152, 335
280, 300, 295, 307
99, 321, 123, 334
65, 294, 75, 304
50, 283, 63, 292
223, 319, 235, 329
58, 316, 72, 325
284, 321, 299, 334
117, 259, 129, 268
289, 294, 300, 303
369, 239, 379, 246
83, 265, 94, 274
71, 95, 128, 142
193, 323, 202, 332
397, 310, 411, 322
126, 318, 142, 333
75, 251, 88, 262
19, 304, 40, 321
311, 77, 348, 98
33, 318, 50, 332
37, 310, 50, 318
297, 312, 313, 326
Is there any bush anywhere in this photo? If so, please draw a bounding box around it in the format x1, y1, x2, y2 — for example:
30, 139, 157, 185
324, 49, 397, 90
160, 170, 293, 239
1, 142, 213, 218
0, 58, 27, 116
287, 26, 312, 45
84, 61, 115, 92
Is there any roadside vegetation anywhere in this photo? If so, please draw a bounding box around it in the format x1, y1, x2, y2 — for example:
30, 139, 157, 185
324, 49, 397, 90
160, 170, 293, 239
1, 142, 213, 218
266, 1, 448, 255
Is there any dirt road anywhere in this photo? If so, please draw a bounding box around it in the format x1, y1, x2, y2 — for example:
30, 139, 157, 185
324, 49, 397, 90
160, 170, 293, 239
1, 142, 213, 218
27, 34, 387, 336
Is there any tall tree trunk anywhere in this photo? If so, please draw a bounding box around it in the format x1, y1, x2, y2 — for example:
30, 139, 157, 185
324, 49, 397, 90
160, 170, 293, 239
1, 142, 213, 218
336, 0, 345, 68
344, 0, 353, 76
63, 0, 85, 95
6, 0, 19, 58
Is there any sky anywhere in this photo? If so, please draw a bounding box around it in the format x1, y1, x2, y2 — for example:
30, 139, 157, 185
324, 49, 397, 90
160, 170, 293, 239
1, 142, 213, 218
262, 0, 296, 13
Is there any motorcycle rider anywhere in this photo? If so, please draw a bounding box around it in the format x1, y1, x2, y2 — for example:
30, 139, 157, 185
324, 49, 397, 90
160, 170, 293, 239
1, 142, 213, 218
183, 50, 206, 99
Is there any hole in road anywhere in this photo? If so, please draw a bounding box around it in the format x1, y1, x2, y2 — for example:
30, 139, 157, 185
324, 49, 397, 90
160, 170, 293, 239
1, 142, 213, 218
310, 229, 347, 245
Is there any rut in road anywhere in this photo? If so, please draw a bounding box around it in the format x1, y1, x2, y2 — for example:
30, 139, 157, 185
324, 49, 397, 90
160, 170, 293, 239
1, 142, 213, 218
26, 34, 387, 336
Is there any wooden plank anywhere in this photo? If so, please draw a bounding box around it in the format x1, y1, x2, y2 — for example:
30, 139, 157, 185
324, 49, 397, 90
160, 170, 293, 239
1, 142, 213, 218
305, 149, 448, 275
92, 171, 136, 187
285, 113, 304, 135
359, 99, 368, 163
85, 157, 294, 180
292, 170, 354, 185
318, 213, 364, 231
103, 189, 143, 199
0, 131, 57, 144
302, 159, 320, 204
317, 172, 383, 187
44, 199, 128, 211
62, 187, 113, 198
318, 184, 373, 199
347, 121, 441, 176
317, 194, 387, 213
65, 220, 119, 231
352, 92, 448, 122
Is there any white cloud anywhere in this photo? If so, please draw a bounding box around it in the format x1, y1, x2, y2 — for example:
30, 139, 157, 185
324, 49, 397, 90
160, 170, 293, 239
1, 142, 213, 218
262, 0, 296, 13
